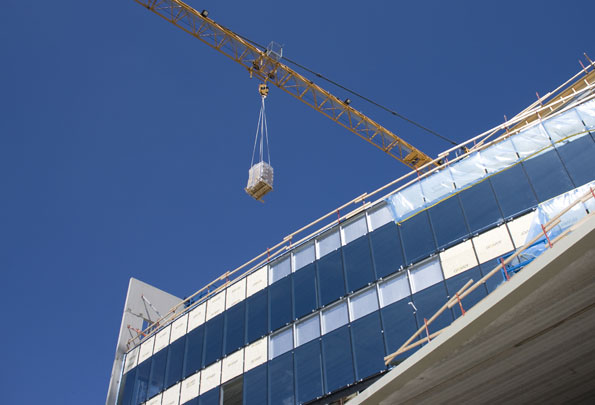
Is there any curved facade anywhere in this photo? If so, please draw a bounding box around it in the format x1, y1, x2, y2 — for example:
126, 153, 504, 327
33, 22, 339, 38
114, 96, 595, 405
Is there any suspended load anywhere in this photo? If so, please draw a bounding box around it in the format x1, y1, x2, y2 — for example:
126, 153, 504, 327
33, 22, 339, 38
246, 84, 274, 201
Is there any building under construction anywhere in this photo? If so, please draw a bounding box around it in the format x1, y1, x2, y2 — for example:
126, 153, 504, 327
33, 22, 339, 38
106, 56, 595, 404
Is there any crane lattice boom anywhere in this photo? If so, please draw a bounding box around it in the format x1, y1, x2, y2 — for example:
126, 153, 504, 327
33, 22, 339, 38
134, 0, 434, 169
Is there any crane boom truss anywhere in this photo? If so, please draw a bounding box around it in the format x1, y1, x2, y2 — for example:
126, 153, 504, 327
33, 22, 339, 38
134, 0, 434, 169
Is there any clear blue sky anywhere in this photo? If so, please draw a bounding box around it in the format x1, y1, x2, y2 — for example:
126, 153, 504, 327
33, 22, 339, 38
1, 0, 593, 403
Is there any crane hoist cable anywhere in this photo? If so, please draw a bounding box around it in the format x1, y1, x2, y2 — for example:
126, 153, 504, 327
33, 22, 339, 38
245, 84, 274, 201
232, 35, 457, 146
251, 84, 271, 168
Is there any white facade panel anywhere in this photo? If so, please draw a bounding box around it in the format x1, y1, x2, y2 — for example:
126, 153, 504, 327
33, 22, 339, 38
154, 325, 171, 354
440, 240, 479, 279
123, 346, 140, 374
179, 372, 200, 404
225, 278, 246, 309
200, 361, 221, 394
162, 383, 181, 405
206, 291, 225, 321
246, 267, 267, 297
472, 225, 514, 263
507, 212, 535, 248
170, 314, 189, 343
138, 335, 155, 365
146, 393, 162, 405
187, 303, 206, 332
221, 349, 244, 384
244, 337, 267, 372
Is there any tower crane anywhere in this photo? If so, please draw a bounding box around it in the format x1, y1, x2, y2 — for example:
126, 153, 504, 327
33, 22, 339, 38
133, 0, 435, 170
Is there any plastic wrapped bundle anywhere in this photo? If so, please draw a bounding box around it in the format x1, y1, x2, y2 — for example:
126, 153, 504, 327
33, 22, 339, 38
245, 161, 274, 201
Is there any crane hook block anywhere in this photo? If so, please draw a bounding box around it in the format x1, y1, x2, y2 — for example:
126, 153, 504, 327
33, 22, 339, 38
259, 83, 269, 98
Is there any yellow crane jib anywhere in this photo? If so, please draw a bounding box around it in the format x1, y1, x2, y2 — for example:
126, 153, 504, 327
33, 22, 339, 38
133, 0, 434, 170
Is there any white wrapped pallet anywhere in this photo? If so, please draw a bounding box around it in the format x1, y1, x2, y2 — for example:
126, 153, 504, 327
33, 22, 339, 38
246, 161, 274, 201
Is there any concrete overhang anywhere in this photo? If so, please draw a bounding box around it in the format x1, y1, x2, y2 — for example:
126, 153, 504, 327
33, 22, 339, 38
350, 215, 595, 404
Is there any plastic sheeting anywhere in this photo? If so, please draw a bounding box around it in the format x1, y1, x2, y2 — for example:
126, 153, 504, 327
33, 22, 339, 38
511, 123, 551, 158
386, 101, 592, 223
576, 98, 595, 130
481, 138, 519, 173
526, 181, 594, 243
389, 181, 425, 219
450, 152, 486, 189
544, 109, 586, 144
420, 167, 455, 202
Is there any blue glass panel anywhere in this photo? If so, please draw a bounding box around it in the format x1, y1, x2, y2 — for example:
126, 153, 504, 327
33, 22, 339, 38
369, 223, 404, 279
243, 363, 267, 405
199, 387, 220, 405
133, 359, 151, 405
428, 195, 470, 249
183, 326, 204, 378
522, 150, 574, 202
164, 337, 185, 388
246, 289, 268, 344
224, 302, 246, 356
480, 258, 508, 293
555, 134, 595, 187
269, 276, 293, 332
294, 339, 324, 404
322, 325, 355, 393
147, 348, 167, 399
293, 263, 318, 319
117, 368, 136, 405
203, 314, 224, 366
185, 399, 199, 405
445, 267, 487, 319
268, 351, 294, 405
412, 282, 452, 334
350, 311, 386, 380
400, 211, 437, 264
459, 179, 502, 233
381, 298, 418, 363
490, 164, 538, 218
343, 235, 375, 293
317, 249, 346, 306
